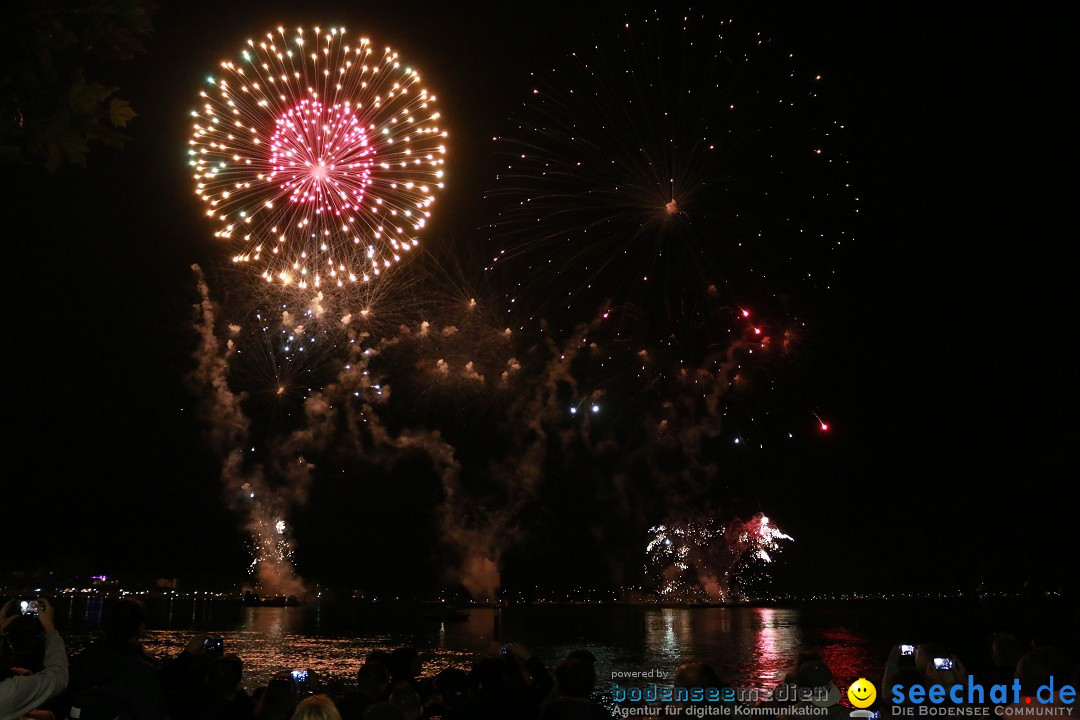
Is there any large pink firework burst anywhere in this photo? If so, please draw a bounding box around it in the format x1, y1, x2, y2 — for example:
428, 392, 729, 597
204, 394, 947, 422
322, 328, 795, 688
269, 99, 374, 213
190, 26, 447, 291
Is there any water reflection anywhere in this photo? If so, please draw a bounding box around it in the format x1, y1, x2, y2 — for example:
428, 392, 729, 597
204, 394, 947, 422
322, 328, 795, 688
643, 609, 690, 668
638, 607, 805, 691
817, 627, 867, 690
84, 596, 104, 627
53, 599, 877, 694
245, 606, 294, 638
752, 607, 802, 687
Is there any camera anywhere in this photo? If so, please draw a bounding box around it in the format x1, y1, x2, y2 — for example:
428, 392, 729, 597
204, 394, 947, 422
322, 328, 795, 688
203, 635, 224, 654
900, 644, 915, 656
20, 600, 42, 616
500, 644, 511, 656
933, 657, 954, 671
291, 669, 309, 683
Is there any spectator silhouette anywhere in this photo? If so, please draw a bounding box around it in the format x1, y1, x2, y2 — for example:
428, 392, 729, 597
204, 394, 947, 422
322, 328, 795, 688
69, 599, 164, 720
362, 702, 405, 720
458, 657, 530, 720
387, 649, 421, 688
255, 672, 299, 720
1013, 648, 1068, 707
292, 693, 342, 720
339, 661, 390, 720
204, 655, 254, 720
431, 668, 468, 719
538, 657, 608, 720
788, 661, 846, 720
0, 598, 67, 720
388, 683, 421, 720
162, 633, 229, 718
990, 632, 1024, 685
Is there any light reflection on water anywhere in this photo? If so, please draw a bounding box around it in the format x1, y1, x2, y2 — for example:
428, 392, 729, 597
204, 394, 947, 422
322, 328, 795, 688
136, 606, 492, 688
638, 607, 807, 690
59, 599, 879, 694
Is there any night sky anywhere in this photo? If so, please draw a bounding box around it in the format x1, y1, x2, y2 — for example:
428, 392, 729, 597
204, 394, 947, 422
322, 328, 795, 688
4, 0, 1077, 595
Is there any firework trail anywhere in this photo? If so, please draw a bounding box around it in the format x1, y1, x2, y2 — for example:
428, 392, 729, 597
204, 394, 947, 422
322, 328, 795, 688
480, 8, 852, 521
190, 265, 504, 598
192, 254, 796, 597
181, 13, 847, 598
193, 236, 804, 596
185, 24, 450, 592
190, 264, 308, 596
189, 26, 446, 291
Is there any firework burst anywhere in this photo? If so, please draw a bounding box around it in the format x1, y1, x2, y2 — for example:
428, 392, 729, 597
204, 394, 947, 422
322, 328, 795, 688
185, 14, 843, 600
190, 26, 447, 291
488, 10, 852, 332
646, 513, 793, 601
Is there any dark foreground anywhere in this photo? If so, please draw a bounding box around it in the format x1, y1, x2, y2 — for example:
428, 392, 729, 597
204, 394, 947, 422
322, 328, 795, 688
1, 596, 1077, 719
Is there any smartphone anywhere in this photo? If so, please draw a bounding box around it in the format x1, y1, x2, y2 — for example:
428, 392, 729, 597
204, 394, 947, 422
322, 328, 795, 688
20, 600, 42, 616
291, 669, 309, 683
900, 644, 915, 656
933, 657, 953, 671
203, 635, 225, 654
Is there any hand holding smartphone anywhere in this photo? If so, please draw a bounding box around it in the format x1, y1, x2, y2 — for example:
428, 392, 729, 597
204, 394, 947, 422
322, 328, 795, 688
20, 600, 43, 616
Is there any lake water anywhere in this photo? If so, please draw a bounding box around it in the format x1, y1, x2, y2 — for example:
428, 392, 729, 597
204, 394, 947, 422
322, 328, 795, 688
55, 596, 1044, 696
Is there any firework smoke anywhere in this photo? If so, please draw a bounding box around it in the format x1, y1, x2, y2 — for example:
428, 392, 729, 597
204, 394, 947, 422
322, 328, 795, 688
191, 264, 308, 596
180, 12, 846, 599
190, 253, 798, 598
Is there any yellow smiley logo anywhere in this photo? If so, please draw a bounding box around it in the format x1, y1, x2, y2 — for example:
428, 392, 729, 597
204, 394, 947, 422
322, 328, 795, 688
848, 678, 877, 708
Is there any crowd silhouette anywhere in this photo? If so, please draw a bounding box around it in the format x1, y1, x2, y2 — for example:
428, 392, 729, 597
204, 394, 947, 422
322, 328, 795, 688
2, 598, 1077, 720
